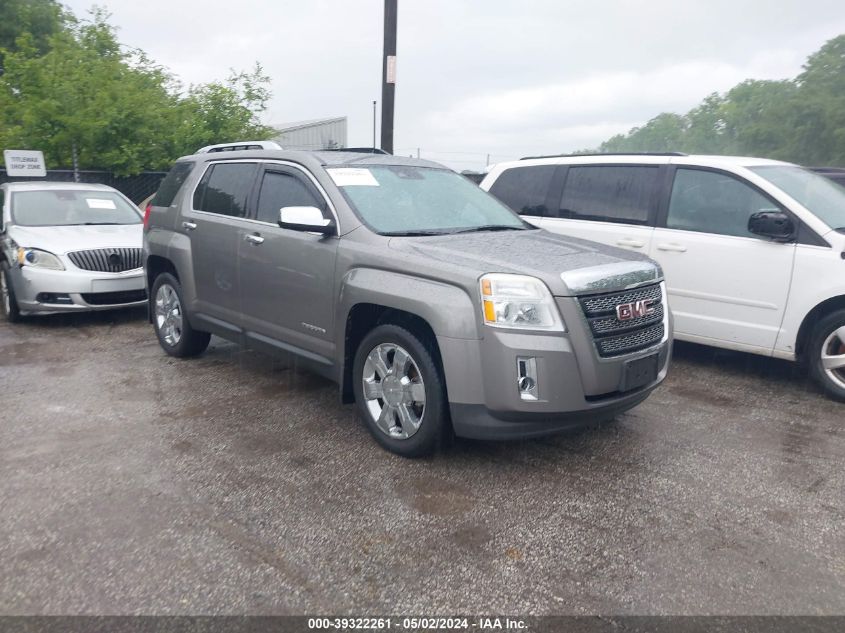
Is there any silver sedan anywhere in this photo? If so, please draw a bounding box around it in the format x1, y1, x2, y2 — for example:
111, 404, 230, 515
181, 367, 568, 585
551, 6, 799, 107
0, 182, 147, 321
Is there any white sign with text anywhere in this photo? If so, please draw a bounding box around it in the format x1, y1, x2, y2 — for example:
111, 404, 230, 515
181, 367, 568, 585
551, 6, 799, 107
3, 150, 47, 177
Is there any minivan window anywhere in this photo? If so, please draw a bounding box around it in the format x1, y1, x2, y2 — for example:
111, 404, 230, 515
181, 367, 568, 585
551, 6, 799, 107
193, 162, 257, 217
667, 168, 780, 238
751, 165, 845, 231
332, 166, 527, 235
488, 165, 556, 216
11, 190, 142, 227
152, 162, 193, 207
256, 170, 324, 224
558, 165, 658, 224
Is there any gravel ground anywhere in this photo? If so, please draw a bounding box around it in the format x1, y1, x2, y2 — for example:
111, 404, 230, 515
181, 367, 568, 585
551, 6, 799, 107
0, 308, 843, 615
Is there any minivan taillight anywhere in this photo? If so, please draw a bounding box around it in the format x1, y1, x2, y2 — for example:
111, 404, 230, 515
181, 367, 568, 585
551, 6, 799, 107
143, 203, 152, 231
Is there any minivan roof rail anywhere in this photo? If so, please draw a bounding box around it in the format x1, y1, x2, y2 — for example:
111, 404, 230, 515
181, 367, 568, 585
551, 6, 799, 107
321, 147, 390, 155
519, 151, 688, 160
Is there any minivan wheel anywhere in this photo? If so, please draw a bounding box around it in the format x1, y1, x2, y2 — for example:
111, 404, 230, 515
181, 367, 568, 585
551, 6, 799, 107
808, 309, 845, 401
352, 324, 449, 457
0, 266, 22, 323
151, 273, 210, 358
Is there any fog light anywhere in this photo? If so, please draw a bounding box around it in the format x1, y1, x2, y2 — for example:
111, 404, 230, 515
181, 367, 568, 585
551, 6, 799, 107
36, 293, 72, 305
517, 357, 538, 401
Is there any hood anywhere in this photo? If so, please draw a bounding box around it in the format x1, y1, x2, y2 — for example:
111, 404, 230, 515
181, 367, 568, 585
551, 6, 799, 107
8, 224, 143, 255
389, 228, 662, 296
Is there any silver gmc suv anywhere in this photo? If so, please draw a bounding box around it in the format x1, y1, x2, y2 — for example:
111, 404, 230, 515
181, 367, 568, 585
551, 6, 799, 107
143, 151, 672, 456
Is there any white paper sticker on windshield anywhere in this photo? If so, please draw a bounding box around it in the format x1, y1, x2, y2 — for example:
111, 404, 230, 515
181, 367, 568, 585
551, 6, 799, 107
327, 168, 379, 187
86, 198, 117, 209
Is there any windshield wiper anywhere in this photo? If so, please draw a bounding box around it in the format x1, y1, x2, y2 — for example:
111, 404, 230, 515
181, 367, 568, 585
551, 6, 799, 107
447, 224, 530, 234
382, 229, 452, 236
82, 222, 123, 225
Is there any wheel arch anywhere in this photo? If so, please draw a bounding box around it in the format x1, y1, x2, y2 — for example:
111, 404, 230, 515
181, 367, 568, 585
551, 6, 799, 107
341, 303, 446, 404
795, 295, 845, 361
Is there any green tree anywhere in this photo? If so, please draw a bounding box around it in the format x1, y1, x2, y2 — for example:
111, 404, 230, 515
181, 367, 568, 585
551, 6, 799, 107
0, 9, 275, 175
170, 64, 276, 156
586, 34, 845, 165
0, 0, 67, 65
0, 11, 177, 174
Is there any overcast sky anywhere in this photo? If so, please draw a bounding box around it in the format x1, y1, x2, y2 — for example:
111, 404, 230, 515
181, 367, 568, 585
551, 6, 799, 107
65, 0, 845, 171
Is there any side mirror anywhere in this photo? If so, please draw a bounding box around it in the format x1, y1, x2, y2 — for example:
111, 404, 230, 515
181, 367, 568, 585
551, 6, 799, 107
279, 206, 335, 235
748, 211, 795, 242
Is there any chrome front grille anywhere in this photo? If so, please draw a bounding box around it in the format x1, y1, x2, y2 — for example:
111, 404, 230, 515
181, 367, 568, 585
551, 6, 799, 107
68, 248, 142, 273
578, 283, 665, 358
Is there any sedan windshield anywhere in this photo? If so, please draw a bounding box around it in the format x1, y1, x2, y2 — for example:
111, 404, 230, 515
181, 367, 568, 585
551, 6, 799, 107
329, 165, 529, 235
750, 166, 845, 231
11, 190, 142, 227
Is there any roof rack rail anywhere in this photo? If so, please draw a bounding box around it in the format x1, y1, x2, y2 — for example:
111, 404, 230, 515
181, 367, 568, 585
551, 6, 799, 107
322, 147, 390, 155
519, 151, 688, 160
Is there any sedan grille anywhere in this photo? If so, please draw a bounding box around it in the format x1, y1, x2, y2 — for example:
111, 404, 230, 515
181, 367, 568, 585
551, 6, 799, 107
68, 248, 142, 273
578, 283, 665, 358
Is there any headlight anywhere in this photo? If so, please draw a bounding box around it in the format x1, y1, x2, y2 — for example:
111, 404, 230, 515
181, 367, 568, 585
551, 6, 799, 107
17, 248, 65, 271
480, 273, 565, 331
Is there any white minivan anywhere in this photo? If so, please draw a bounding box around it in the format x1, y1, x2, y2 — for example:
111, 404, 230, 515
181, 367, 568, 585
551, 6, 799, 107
481, 153, 845, 400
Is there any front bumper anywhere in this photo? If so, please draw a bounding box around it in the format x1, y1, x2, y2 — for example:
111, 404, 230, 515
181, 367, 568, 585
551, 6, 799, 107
9, 265, 147, 315
438, 295, 672, 441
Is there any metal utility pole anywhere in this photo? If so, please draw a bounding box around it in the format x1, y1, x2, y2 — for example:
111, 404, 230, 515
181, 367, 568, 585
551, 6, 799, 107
372, 100, 377, 151
380, 0, 397, 154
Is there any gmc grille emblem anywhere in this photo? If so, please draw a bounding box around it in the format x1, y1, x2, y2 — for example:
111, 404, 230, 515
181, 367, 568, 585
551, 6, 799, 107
616, 299, 655, 322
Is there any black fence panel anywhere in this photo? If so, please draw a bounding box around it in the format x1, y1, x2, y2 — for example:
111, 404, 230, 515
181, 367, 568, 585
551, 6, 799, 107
0, 169, 167, 205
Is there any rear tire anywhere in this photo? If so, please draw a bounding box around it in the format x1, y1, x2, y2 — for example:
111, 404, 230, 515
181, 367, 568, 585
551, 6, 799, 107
807, 309, 845, 402
151, 273, 210, 358
0, 265, 22, 323
352, 324, 450, 457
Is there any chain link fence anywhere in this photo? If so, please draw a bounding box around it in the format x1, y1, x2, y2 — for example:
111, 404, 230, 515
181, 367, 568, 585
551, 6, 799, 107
0, 169, 167, 205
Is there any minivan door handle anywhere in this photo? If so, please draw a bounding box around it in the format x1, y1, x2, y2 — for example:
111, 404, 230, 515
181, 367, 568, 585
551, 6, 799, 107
245, 233, 265, 245
656, 242, 687, 252
615, 238, 645, 248
182, 221, 197, 231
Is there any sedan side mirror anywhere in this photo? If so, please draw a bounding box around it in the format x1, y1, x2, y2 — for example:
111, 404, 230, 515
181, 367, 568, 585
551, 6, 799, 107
748, 211, 795, 242
279, 206, 335, 235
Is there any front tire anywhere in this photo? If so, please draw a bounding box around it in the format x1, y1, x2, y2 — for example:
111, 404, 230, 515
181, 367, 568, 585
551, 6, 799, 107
0, 265, 22, 323
352, 324, 449, 457
151, 273, 210, 358
808, 309, 845, 401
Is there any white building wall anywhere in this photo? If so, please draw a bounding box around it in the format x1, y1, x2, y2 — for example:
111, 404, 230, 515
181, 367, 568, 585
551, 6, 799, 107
272, 118, 347, 150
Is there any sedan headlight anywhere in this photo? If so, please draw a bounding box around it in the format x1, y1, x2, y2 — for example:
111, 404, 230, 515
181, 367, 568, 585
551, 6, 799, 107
17, 248, 65, 271
480, 273, 564, 331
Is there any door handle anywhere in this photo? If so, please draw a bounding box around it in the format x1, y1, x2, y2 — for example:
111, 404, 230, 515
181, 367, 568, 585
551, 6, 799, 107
182, 221, 197, 231
615, 238, 645, 248
656, 242, 687, 252
245, 233, 265, 245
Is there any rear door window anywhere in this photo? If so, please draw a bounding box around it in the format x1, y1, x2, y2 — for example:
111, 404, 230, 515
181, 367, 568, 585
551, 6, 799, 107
558, 165, 660, 225
255, 169, 325, 224
152, 162, 193, 207
192, 162, 258, 217
488, 165, 556, 216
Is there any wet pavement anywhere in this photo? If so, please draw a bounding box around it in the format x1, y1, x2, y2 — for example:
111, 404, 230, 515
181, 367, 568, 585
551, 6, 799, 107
1, 309, 843, 615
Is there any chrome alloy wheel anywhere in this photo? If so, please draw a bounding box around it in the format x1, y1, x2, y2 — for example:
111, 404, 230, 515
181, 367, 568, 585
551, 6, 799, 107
362, 343, 426, 440
0, 271, 9, 316
821, 325, 845, 390
155, 283, 183, 347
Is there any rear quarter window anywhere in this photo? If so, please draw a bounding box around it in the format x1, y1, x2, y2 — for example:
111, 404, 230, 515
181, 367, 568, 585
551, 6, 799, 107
152, 162, 194, 207
488, 165, 556, 216
192, 162, 258, 217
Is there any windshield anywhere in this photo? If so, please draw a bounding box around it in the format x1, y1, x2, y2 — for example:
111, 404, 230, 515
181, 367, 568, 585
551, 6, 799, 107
750, 166, 845, 231
11, 190, 142, 227
329, 165, 529, 235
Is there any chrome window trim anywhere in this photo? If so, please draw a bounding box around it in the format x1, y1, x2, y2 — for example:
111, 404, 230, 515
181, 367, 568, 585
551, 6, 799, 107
188, 159, 341, 233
